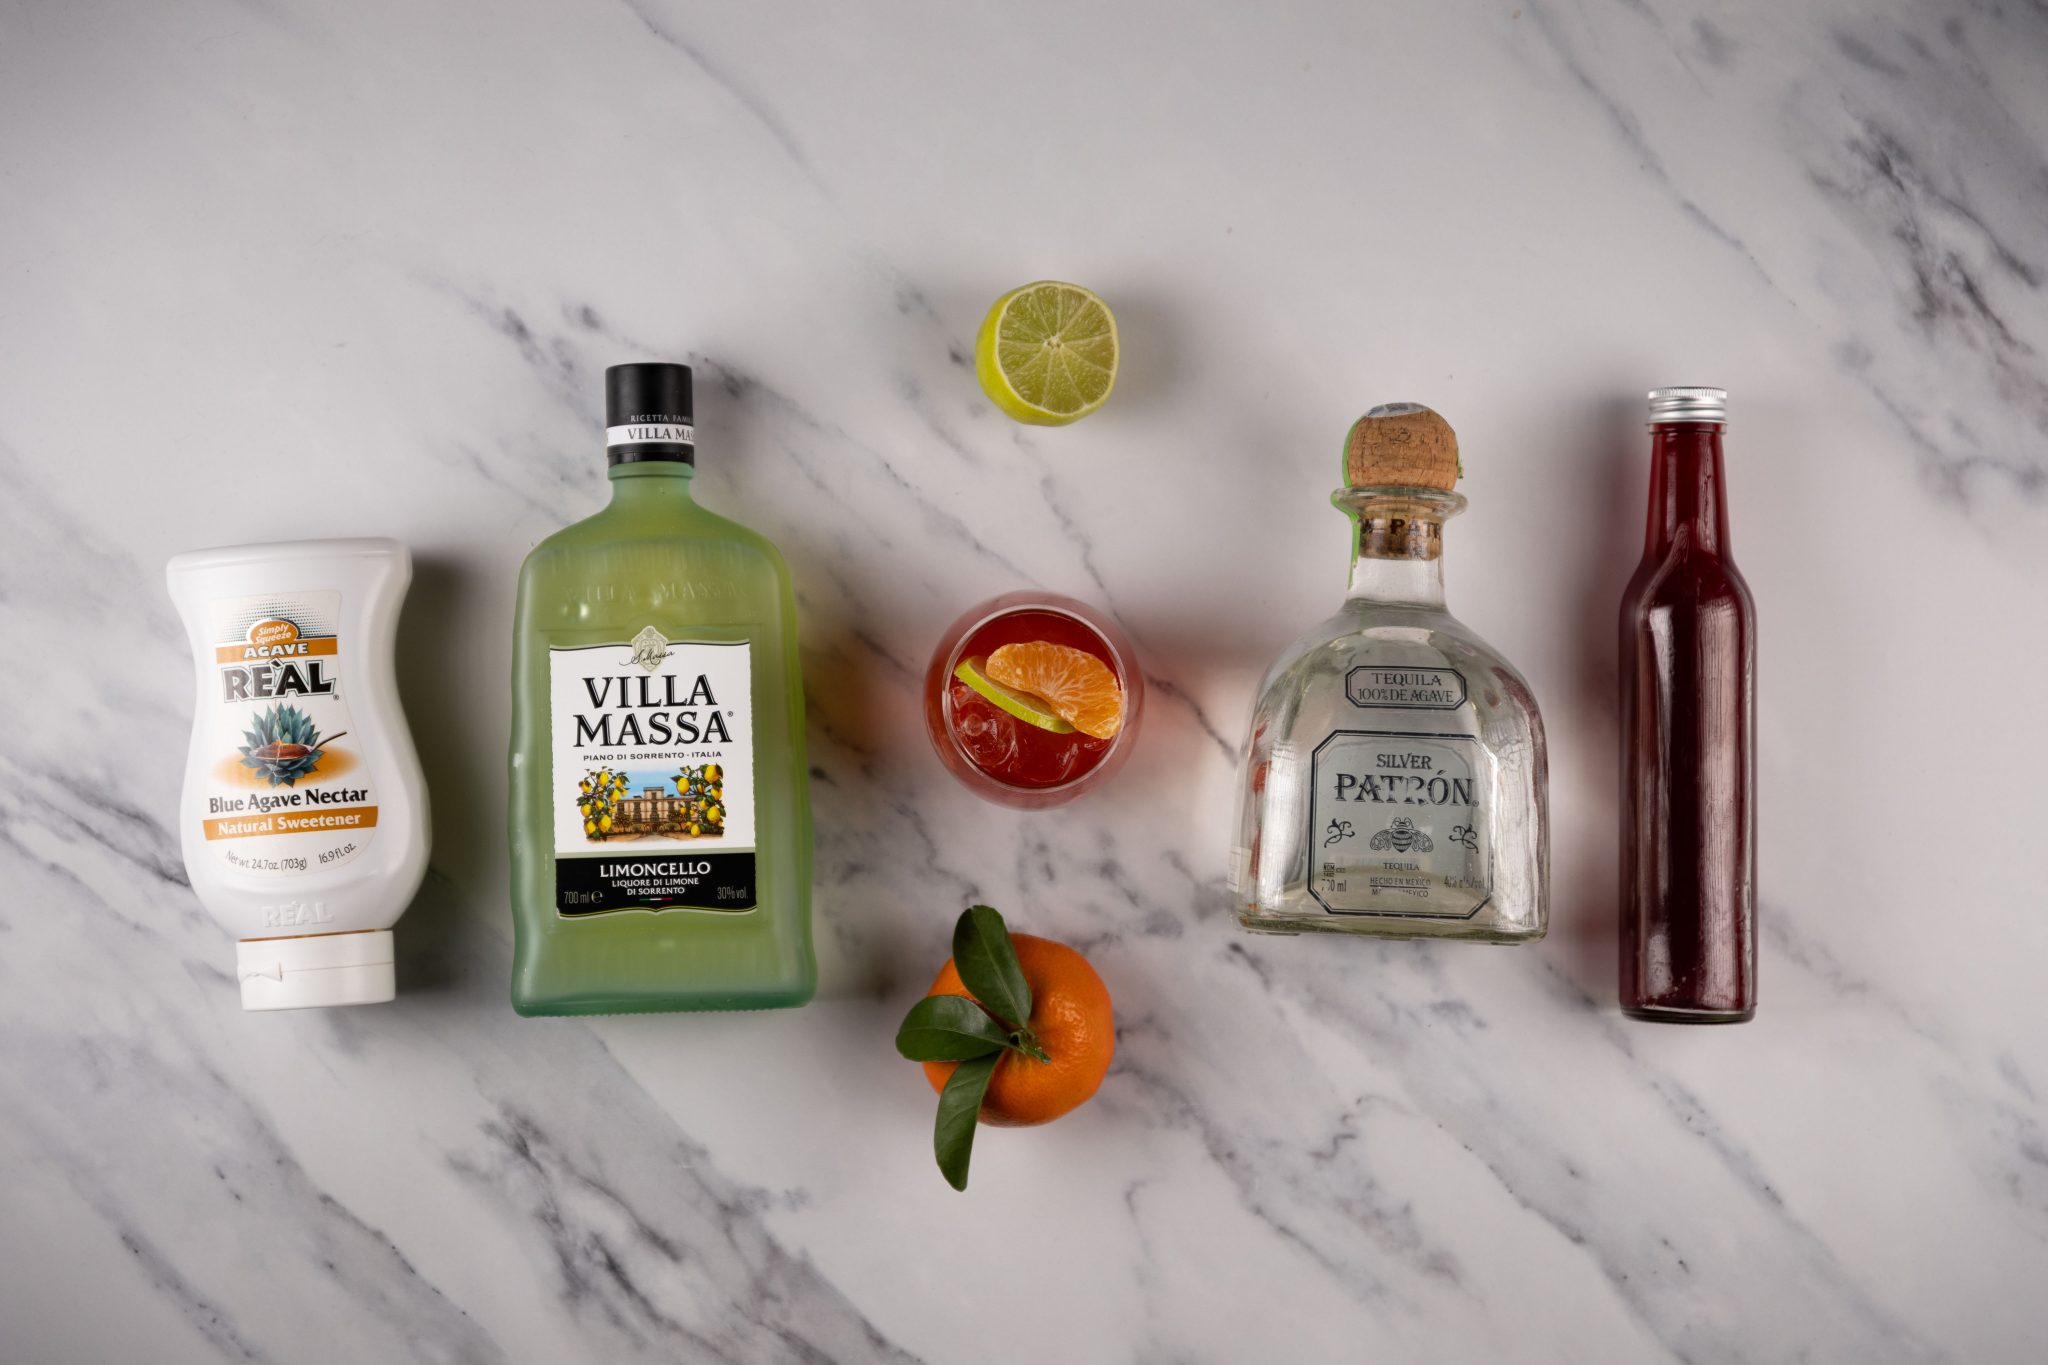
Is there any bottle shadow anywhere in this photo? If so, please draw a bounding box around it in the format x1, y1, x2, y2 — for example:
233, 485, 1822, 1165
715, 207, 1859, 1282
1549, 398, 1643, 1006
390, 550, 502, 996
788, 556, 943, 1004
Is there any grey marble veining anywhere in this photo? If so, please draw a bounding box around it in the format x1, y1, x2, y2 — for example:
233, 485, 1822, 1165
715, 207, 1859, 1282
2, 1, 2045, 1361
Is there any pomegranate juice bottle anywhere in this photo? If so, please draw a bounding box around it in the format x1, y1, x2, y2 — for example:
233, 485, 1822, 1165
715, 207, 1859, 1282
1620, 387, 1756, 1022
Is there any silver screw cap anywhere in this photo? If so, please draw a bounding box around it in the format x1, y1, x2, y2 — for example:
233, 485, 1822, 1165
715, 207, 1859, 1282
1648, 386, 1728, 423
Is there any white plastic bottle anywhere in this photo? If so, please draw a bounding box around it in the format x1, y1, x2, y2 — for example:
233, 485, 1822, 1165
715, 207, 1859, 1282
167, 539, 429, 1009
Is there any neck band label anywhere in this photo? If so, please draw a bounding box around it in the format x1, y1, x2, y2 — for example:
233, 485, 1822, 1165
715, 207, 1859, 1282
606, 423, 695, 448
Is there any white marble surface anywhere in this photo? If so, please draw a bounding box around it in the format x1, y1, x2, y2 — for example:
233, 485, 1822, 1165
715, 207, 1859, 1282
3, 0, 2046, 1360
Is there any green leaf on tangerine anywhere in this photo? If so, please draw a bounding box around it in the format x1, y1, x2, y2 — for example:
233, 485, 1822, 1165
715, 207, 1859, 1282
934, 1054, 999, 1192
894, 995, 1010, 1062
951, 905, 1032, 1032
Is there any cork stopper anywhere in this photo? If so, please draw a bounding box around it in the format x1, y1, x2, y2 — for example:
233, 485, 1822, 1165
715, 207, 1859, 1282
1343, 403, 1460, 490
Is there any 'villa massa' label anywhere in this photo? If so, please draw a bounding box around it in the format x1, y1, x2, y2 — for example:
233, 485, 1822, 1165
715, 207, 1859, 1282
547, 627, 757, 916
194, 592, 377, 876
605, 422, 695, 449
1305, 729, 1491, 919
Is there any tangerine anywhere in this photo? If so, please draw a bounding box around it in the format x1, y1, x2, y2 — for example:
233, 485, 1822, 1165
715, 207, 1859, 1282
921, 933, 1114, 1127
985, 641, 1125, 740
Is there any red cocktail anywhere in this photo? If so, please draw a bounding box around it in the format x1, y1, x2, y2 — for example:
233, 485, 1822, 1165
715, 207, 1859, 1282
923, 592, 1143, 809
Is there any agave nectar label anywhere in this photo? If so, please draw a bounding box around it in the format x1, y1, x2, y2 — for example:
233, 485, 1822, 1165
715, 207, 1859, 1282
1305, 729, 1491, 919
195, 592, 376, 876
548, 628, 756, 916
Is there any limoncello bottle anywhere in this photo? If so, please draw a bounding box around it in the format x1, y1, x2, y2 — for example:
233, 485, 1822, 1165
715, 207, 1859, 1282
510, 363, 814, 1014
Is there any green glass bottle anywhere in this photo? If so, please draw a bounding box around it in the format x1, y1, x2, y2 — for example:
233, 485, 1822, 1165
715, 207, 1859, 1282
509, 363, 814, 1014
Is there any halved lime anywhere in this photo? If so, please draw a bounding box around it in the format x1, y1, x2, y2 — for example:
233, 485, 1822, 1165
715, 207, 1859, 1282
953, 656, 1075, 733
975, 281, 1118, 426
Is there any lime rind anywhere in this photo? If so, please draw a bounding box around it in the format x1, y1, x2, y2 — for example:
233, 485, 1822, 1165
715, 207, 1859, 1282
954, 656, 1075, 733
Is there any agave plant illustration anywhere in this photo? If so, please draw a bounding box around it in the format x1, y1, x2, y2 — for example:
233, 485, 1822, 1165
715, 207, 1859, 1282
238, 703, 343, 787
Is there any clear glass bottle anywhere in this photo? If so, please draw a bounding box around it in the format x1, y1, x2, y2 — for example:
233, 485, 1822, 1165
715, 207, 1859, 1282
509, 363, 815, 1014
1232, 404, 1548, 940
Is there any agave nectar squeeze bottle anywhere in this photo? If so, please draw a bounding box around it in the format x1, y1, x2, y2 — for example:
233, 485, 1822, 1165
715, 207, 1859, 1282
167, 539, 430, 1009
509, 363, 815, 1014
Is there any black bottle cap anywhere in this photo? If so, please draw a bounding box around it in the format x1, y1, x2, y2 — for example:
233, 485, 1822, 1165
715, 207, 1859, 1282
605, 363, 695, 465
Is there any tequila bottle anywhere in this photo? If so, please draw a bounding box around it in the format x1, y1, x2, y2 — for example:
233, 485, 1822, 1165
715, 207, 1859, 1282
1231, 404, 1548, 940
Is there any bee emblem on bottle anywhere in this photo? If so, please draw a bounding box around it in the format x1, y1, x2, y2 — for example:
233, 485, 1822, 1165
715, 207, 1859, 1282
1369, 816, 1433, 853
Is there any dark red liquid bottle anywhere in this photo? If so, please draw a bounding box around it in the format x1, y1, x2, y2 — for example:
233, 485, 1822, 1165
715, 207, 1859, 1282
1620, 388, 1756, 1022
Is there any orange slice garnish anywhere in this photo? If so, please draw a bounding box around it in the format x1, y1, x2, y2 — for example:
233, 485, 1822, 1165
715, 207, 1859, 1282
984, 641, 1125, 740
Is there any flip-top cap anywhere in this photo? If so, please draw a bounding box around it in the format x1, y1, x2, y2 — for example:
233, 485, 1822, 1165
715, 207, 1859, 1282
237, 929, 395, 1010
